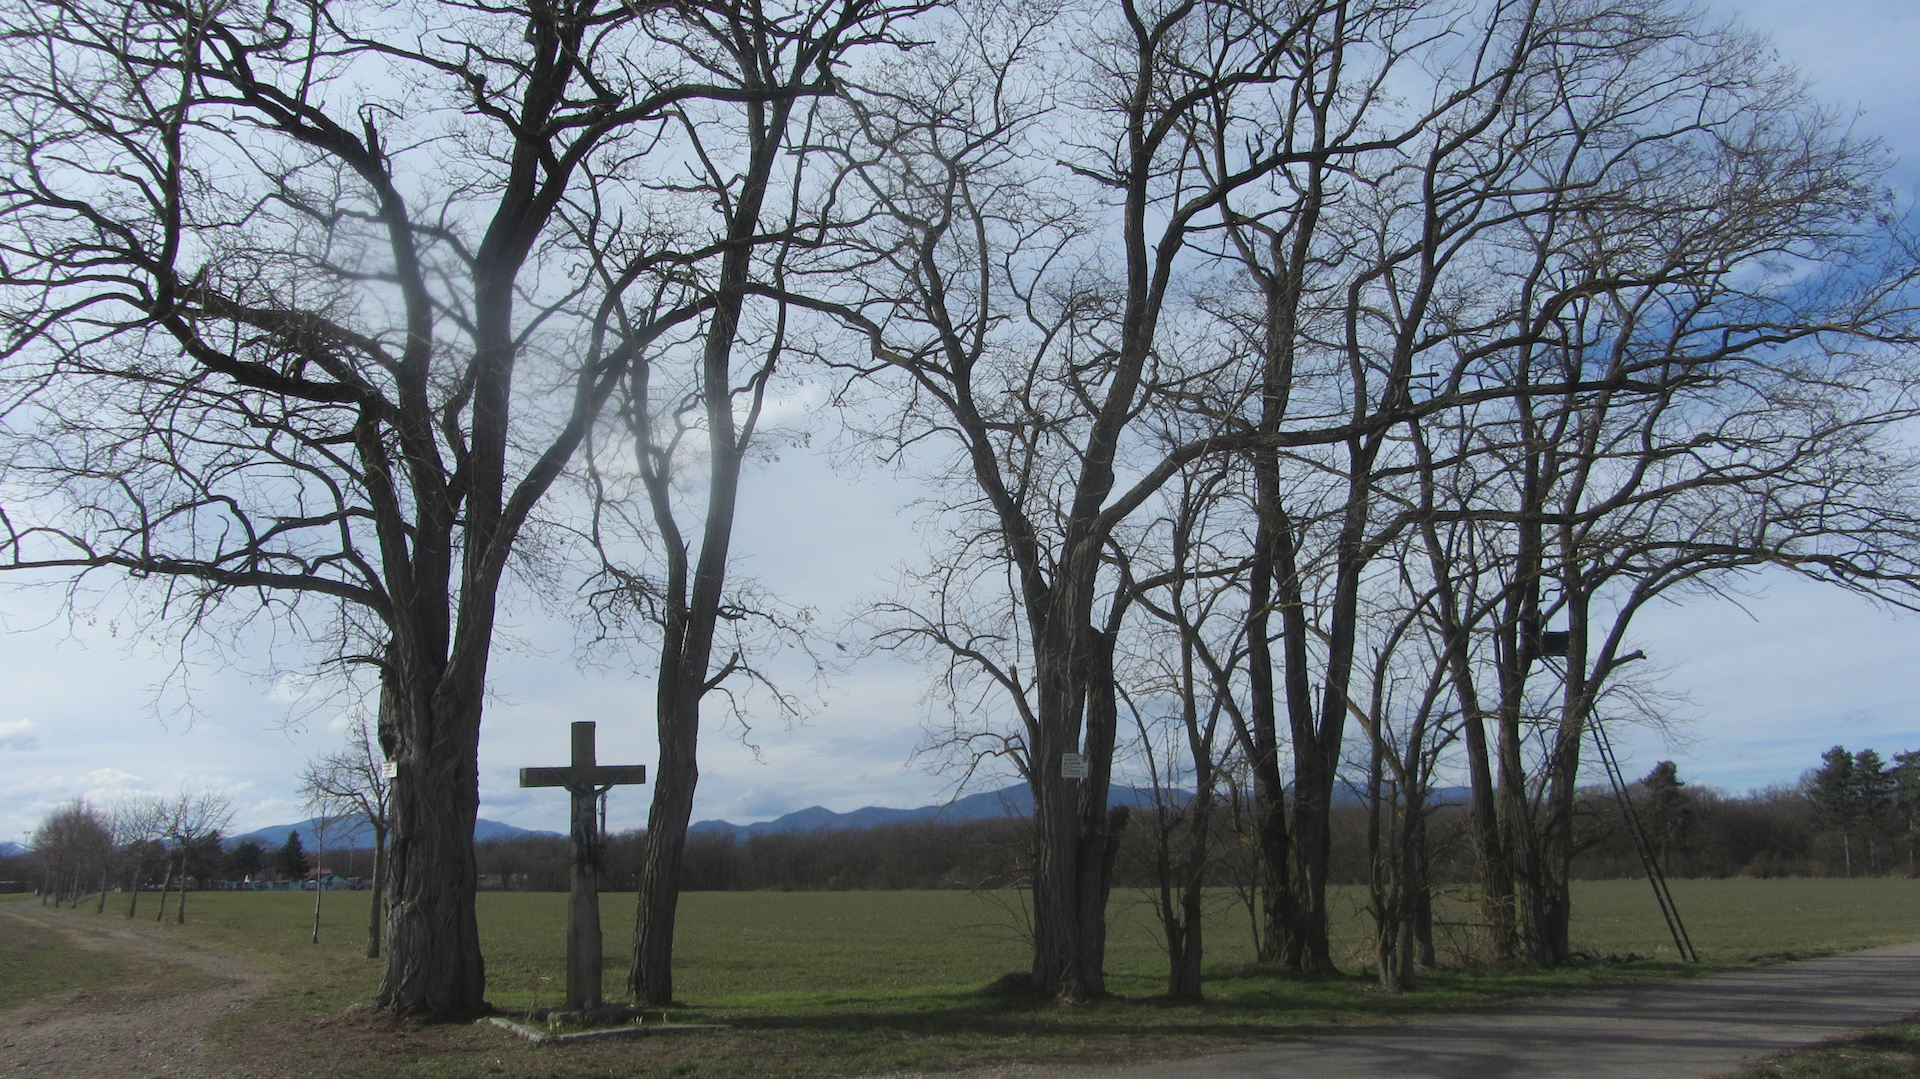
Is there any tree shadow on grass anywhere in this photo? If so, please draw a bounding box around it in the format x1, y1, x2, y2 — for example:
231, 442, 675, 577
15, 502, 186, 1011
697, 955, 1706, 1047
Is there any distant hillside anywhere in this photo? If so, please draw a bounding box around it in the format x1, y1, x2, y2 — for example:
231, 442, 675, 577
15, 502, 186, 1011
687, 781, 1472, 841
227, 817, 562, 850
0, 841, 25, 858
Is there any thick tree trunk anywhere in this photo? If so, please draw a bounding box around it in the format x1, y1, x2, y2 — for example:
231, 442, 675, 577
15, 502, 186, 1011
1253, 795, 1293, 964
1028, 623, 1125, 1003
1499, 697, 1554, 967
1534, 652, 1590, 967
1289, 746, 1338, 975
1409, 795, 1436, 969
1164, 873, 1204, 1001
1367, 737, 1394, 990
1243, 468, 1294, 965
1440, 622, 1511, 960
374, 689, 485, 1019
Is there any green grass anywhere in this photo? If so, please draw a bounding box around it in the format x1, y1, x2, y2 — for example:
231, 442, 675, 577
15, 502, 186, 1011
6, 879, 1917, 1079
1732, 1018, 1920, 1078
484, 878, 1920, 1009
0, 900, 133, 1008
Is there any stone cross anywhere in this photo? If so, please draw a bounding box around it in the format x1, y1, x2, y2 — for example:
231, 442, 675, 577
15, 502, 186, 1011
520, 721, 646, 1012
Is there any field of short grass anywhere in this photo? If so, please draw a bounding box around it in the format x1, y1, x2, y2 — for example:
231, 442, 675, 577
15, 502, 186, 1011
0, 905, 132, 1009
5, 878, 1916, 1079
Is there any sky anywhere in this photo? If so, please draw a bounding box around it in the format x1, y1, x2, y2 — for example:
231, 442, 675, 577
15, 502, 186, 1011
3, 0, 1919, 847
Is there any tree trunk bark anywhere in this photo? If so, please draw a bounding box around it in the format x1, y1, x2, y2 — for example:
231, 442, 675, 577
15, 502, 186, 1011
1533, 606, 1592, 969
312, 867, 326, 944
1289, 746, 1338, 975
1027, 621, 1124, 1003
1166, 876, 1204, 1001
154, 856, 175, 922
1243, 470, 1293, 965
632, 691, 698, 1006
374, 686, 486, 1019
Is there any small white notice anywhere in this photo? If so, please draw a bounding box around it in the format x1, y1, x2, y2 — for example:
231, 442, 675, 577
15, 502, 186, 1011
1060, 752, 1089, 779
382, 760, 398, 779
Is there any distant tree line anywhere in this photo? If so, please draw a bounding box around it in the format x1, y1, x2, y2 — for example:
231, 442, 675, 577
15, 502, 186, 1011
1462, 749, 1919, 884
465, 819, 1036, 893
16, 741, 1908, 909
436, 746, 1920, 895
7, 794, 371, 916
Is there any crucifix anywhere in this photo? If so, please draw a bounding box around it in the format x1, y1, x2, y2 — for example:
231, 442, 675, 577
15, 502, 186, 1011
520, 721, 646, 1013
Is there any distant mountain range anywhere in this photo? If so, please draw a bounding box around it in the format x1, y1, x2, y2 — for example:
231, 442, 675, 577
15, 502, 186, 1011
2, 784, 1475, 856
688, 782, 1472, 840
226, 817, 561, 851
691, 783, 1191, 840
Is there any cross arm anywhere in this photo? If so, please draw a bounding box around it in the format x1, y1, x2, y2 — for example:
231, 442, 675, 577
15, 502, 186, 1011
519, 765, 647, 789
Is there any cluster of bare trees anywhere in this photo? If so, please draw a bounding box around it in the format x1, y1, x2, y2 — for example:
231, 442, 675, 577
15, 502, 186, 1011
23, 791, 232, 920
3, 0, 1918, 1018
810, 0, 1920, 998
27, 799, 113, 907
0, 0, 923, 1017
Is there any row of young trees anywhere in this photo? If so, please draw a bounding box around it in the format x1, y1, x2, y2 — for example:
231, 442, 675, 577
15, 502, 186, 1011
23, 792, 233, 921
3, 0, 1918, 1016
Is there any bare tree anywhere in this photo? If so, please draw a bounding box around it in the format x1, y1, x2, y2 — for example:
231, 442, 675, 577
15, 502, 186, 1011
30, 799, 112, 907
148, 789, 233, 925
0, 0, 910, 1017
307, 813, 341, 944
1173, 0, 1920, 975
300, 709, 390, 956
565, 0, 926, 1007
1121, 460, 1249, 1000
819, 0, 1484, 1002
105, 796, 164, 916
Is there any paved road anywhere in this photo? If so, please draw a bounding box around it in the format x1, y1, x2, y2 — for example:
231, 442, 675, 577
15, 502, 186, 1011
1088, 943, 1920, 1079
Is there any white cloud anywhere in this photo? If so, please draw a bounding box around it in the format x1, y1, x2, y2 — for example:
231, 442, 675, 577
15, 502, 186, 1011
0, 718, 38, 751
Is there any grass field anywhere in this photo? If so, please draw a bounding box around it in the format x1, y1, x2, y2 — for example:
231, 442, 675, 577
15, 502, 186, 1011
4, 879, 1917, 1079
0, 907, 132, 1009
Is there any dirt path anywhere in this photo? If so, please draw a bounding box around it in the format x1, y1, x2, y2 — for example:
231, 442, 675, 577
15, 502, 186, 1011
0, 901, 282, 1079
